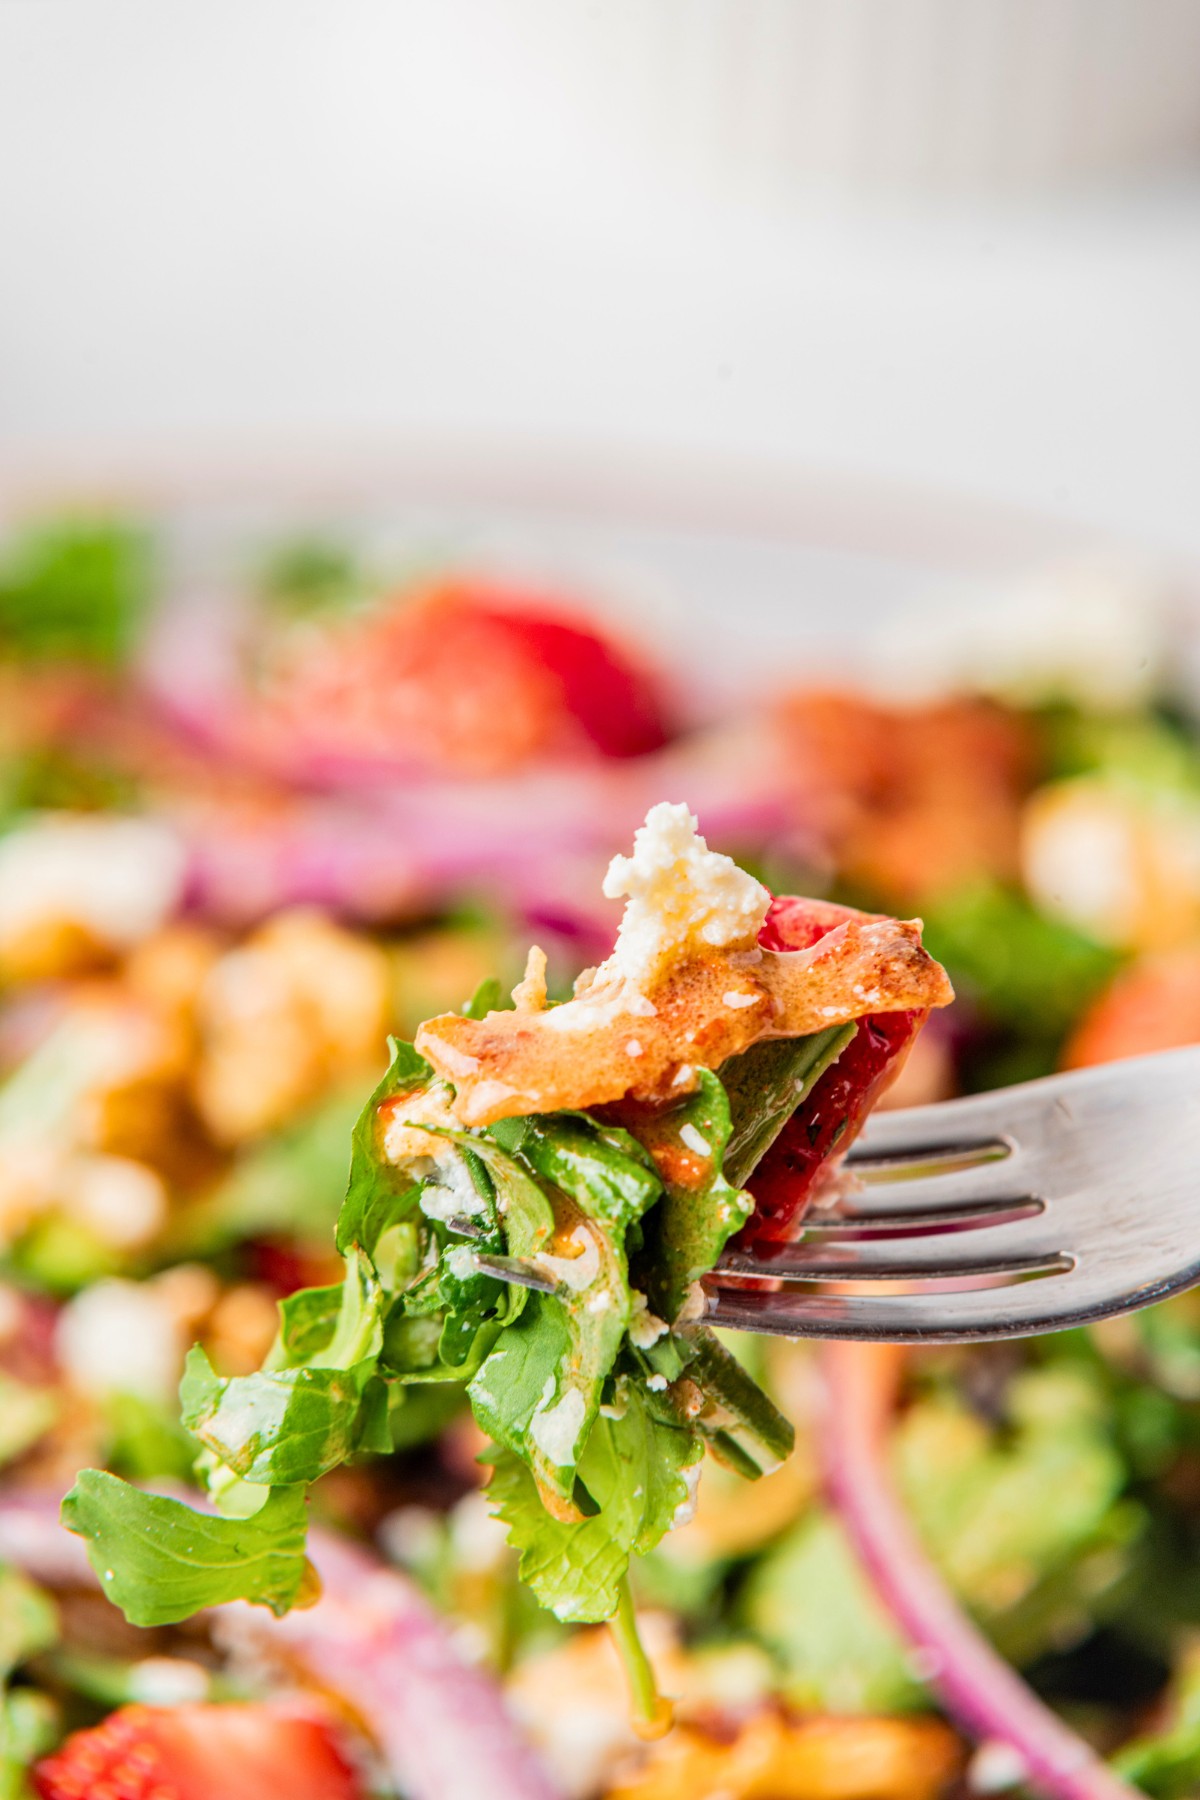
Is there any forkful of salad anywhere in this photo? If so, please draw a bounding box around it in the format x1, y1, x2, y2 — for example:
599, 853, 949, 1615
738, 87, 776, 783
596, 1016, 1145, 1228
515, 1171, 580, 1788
409, 801, 1200, 1349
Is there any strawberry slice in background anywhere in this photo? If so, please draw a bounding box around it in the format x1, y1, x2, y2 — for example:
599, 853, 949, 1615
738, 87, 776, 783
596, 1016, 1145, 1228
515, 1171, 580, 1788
740, 895, 927, 1250
256, 580, 673, 778
33, 1702, 363, 1800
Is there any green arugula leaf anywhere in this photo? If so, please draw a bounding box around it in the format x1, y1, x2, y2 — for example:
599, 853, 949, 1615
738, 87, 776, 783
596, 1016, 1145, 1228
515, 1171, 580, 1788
337, 1038, 431, 1255
635, 1071, 754, 1323
180, 1346, 378, 1488
463, 976, 506, 1020
677, 1325, 794, 1476
452, 1136, 555, 1259
476, 1256, 622, 1506
719, 1024, 856, 1187
61, 1473, 312, 1625
486, 1378, 703, 1622
491, 1113, 662, 1232
268, 1283, 345, 1370
470, 1193, 631, 1512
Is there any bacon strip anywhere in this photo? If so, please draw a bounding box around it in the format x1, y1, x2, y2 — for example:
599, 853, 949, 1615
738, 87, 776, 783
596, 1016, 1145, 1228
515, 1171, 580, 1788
416, 906, 952, 1128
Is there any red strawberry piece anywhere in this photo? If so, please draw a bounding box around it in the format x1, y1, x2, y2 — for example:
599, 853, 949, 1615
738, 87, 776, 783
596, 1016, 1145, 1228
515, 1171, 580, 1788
740, 895, 925, 1248
33, 1703, 363, 1800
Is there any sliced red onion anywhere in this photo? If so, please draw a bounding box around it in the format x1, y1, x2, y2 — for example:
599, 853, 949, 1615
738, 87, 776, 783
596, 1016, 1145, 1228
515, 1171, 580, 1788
819, 1342, 1139, 1800
0, 1490, 561, 1800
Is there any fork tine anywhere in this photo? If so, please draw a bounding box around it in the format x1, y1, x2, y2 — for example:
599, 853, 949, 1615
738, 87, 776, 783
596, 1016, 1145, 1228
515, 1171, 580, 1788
714, 1224, 1069, 1281
704, 1272, 1098, 1343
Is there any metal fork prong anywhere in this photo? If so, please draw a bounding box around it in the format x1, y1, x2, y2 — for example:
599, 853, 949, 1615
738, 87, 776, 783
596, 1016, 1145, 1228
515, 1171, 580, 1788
704, 1272, 1098, 1344
471, 1252, 559, 1294
846, 1137, 1013, 1179
799, 1197, 1045, 1235
713, 1240, 1072, 1282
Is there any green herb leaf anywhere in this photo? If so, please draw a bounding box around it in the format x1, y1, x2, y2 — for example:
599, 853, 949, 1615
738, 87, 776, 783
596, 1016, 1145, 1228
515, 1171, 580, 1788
492, 1114, 662, 1233
677, 1325, 794, 1476
463, 976, 506, 1020
486, 1378, 703, 1622
180, 1346, 377, 1488
337, 1038, 431, 1255
635, 1071, 754, 1323
469, 1178, 632, 1512
61, 1473, 312, 1625
720, 1024, 855, 1187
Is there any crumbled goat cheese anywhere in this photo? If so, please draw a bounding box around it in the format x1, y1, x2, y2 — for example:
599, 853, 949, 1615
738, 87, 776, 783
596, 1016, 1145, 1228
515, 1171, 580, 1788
646, 1373, 668, 1392
530, 1387, 587, 1467
627, 1289, 668, 1348
418, 1149, 486, 1222
624, 1038, 643, 1057
383, 1083, 463, 1165
443, 1243, 478, 1281
536, 1225, 601, 1294
679, 1123, 711, 1157
722, 990, 758, 1008
669, 1460, 702, 1531
600, 802, 770, 989
0, 814, 186, 949
677, 1281, 710, 1323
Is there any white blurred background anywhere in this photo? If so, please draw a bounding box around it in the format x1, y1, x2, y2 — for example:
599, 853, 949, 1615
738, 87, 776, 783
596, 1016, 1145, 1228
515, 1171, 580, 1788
1, 0, 1199, 556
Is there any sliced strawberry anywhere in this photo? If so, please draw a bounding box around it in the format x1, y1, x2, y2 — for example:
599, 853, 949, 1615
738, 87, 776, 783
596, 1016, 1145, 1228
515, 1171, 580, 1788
261, 580, 671, 775
465, 594, 670, 759
34, 1703, 362, 1800
740, 895, 925, 1249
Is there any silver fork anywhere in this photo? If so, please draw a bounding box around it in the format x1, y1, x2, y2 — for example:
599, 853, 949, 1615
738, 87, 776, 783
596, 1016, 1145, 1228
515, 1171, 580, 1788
707, 1046, 1200, 1343
470, 1047, 1200, 1344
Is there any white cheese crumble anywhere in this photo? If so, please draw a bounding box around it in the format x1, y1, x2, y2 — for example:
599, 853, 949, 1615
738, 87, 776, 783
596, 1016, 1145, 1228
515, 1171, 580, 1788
669, 1460, 702, 1531
722, 990, 758, 1009
677, 1281, 710, 1324
530, 1387, 587, 1467
627, 1289, 668, 1348
535, 1225, 601, 1294
443, 1243, 478, 1280
679, 1123, 711, 1157
383, 1083, 462, 1165
600, 802, 770, 989
418, 1150, 486, 1223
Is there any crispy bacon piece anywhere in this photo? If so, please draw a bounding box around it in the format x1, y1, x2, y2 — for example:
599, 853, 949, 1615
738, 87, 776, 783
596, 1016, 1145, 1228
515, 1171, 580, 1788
416, 899, 951, 1128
